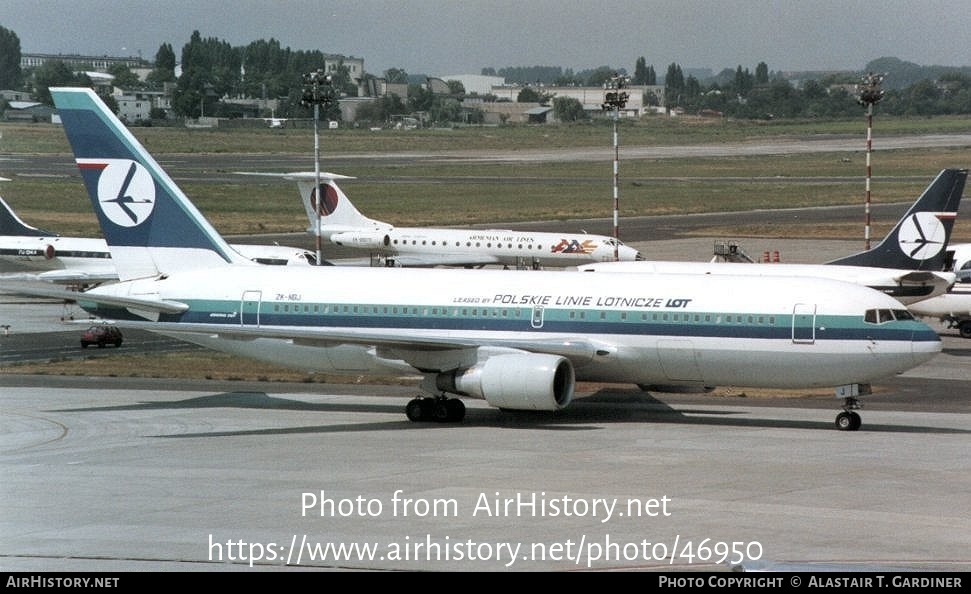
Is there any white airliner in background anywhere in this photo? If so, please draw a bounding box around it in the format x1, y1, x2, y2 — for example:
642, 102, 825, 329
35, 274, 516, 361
909, 243, 971, 338
951, 243, 971, 283
281, 171, 643, 267
0, 192, 117, 284
14, 86, 943, 432
577, 168, 966, 306
0, 184, 318, 285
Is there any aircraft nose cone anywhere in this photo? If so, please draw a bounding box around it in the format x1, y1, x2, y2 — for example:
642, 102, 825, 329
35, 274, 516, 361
910, 325, 943, 366
619, 247, 643, 261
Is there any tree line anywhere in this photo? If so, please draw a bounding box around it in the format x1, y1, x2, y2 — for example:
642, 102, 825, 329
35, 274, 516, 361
2, 25, 970, 123
659, 59, 971, 119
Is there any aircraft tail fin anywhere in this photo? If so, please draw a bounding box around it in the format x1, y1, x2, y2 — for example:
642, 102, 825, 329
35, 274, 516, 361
827, 168, 967, 270
284, 172, 389, 235
0, 196, 57, 237
50, 87, 252, 281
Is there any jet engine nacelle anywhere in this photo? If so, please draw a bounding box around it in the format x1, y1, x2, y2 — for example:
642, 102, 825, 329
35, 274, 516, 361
329, 231, 391, 249
437, 353, 574, 411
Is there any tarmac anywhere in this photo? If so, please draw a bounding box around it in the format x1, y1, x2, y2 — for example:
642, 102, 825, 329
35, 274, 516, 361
1, 237, 970, 572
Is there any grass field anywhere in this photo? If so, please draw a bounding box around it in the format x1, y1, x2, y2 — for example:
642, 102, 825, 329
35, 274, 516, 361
2, 115, 971, 238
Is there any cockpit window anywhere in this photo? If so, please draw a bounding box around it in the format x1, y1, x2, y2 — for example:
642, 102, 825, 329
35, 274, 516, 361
865, 308, 914, 324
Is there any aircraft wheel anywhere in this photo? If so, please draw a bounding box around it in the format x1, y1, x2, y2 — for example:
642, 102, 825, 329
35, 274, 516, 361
959, 321, 971, 339
446, 398, 466, 422
432, 400, 451, 422
835, 411, 861, 431
406, 398, 427, 422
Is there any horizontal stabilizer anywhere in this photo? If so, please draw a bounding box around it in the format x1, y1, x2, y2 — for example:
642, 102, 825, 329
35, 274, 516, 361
233, 171, 356, 182
894, 271, 951, 285
36, 269, 120, 284
1, 281, 188, 314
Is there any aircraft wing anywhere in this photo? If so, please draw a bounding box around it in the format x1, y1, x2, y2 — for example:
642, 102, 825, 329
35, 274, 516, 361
3, 278, 605, 365
74, 319, 609, 367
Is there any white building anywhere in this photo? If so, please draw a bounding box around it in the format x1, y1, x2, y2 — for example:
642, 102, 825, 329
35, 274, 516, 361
439, 74, 506, 96
111, 88, 167, 123
489, 84, 663, 117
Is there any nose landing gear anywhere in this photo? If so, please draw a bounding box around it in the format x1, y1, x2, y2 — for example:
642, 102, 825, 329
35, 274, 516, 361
834, 384, 869, 431
835, 408, 862, 431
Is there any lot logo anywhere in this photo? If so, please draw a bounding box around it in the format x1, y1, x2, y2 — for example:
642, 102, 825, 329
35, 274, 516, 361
96, 160, 155, 227
898, 212, 947, 261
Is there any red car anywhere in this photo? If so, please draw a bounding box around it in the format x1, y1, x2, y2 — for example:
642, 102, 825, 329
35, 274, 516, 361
80, 325, 124, 348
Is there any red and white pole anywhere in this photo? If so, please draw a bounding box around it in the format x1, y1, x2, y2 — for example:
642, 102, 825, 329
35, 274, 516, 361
612, 108, 620, 261
864, 103, 873, 251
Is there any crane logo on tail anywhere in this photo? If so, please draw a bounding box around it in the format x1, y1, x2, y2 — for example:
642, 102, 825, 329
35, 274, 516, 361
898, 212, 948, 261
95, 160, 155, 227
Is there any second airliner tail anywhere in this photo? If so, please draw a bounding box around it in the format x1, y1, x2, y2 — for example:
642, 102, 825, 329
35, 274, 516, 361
828, 168, 966, 270
0, 196, 57, 237
285, 172, 389, 235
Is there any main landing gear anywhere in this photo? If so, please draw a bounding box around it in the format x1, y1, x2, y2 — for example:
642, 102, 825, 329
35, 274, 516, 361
835, 397, 863, 431
405, 396, 466, 423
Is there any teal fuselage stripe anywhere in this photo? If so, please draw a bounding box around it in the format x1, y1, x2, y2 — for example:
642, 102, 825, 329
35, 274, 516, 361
116, 299, 939, 343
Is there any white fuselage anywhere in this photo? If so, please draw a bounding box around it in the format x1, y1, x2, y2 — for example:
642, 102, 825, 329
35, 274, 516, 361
327, 226, 641, 267
85, 266, 941, 390
0, 235, 314, 282
0, 235, 114, 281
908, 286, 971, 318
576, 260, 956, 305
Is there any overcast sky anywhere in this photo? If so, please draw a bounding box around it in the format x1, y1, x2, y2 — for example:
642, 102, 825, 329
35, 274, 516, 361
4, 0, 970, 77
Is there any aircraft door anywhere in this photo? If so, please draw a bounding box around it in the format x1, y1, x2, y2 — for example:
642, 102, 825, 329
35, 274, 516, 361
792, 303, 816, 344
240, 290, 262, 326
531, 306, 545, 329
